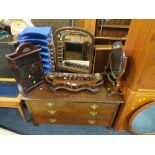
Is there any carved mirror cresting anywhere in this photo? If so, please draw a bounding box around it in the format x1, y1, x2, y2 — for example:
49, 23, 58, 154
54, 27, 95, 73
104, 41, 128, 94
129, 100, 155, 135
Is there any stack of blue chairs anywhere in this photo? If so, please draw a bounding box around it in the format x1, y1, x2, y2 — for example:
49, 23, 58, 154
18, 26, 55, 74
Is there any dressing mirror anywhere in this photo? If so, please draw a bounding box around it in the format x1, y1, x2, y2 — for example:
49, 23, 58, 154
54, 27, 95, 73
104, 41, 127, 94
129, 101, 155, 135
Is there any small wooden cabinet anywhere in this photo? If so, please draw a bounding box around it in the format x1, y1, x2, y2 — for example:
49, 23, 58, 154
25, 83, 124, 127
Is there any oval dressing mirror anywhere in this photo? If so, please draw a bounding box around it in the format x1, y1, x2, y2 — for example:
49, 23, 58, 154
129, 101, 155, 135
54, 27, 94, 73
104, 41, 128, 94
110, 41, 127, 80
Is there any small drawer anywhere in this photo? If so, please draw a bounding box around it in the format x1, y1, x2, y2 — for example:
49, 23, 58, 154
26, 100, 71, 119
74, 102, 116, 111
28, 100, 71, 111
33, 116, 110, 127
44, 101, 71, 110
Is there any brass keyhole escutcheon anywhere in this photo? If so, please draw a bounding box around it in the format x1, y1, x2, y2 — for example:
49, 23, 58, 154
88, 120, 96, 125
89, 104, 99, 110
46, 102, 55, 108
89, 111, 98, 116
49, 118, 56, 123
48, 110, 56, 115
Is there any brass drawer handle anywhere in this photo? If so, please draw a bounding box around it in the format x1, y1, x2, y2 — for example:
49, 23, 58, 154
89, 104, 99, 110
48, 110, 56, 115
46, 102, 55, 108
89, 111, 98, 116
88, 120, 96, 125
49, 118, 56, 123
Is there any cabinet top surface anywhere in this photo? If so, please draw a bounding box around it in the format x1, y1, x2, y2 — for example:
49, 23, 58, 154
24, 83, 124, 104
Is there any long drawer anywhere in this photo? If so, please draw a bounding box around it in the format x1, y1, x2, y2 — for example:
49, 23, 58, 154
32, 108, 114, 119
33, 116, 110, 126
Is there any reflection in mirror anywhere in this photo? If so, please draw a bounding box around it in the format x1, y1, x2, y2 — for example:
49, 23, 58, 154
129, 101, 155, 135
54, 27, 94, 73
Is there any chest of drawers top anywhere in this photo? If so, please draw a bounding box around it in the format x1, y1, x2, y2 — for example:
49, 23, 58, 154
24, 83, 124, 104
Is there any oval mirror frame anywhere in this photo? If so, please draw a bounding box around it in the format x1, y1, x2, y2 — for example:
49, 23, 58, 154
129, 100, 155, 135
54, 27, 95, 73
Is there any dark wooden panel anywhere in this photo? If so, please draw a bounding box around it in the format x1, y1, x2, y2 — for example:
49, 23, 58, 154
93, 49, 110, 73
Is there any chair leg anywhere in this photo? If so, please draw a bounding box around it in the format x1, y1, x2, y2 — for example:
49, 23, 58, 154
17, 101, 27, 123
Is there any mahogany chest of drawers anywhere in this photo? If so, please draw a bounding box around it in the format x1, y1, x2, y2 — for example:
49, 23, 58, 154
24, 83, 124, 127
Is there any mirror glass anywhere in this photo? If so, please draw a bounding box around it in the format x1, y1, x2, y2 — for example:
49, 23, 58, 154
110, 41, 125, 79
130, 102, 155, 134
54, 27, 94, 73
